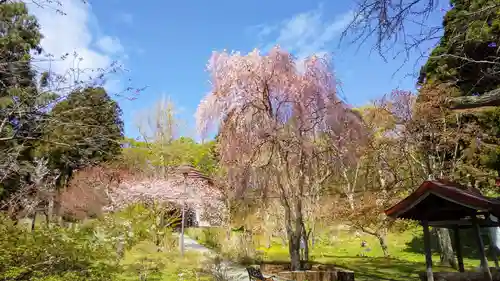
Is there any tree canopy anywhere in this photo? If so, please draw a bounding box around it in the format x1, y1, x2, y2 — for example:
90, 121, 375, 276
42, 87, 123, 186
415, 0, 500, 188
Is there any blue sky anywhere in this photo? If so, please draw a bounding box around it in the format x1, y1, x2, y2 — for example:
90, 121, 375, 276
29, 0, 446, 141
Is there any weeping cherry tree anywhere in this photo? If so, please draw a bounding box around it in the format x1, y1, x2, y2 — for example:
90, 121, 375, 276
196, 47, 365, 270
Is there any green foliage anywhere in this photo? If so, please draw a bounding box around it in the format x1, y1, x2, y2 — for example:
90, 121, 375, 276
0, 1, 44, 141
94, 202, 181, 254
122, 137, 218, 176
186, 227, 258, 265
42, 87, 124, 188
167, 138, 218, 175
0, 200, 187, 281
0, 1, 49, 203
416, 0, 500, 188
420, 0, 500, 94
46, 87, 124, 166
0, 216, 120, 281
201, 228, 223, 250
0, 2, 42, 90
118, 242, 210, 281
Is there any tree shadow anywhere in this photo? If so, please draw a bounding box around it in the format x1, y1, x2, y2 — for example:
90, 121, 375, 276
259, 255, 425, 281
318, 255, 426, 281
404, 228, 497, 260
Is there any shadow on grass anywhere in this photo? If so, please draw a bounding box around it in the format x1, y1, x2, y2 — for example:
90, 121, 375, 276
404, 228, 496, 260
257, 255, 428, 281
317, 255, 426, 281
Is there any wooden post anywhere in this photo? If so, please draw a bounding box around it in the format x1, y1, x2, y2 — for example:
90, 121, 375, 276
453, 227, 465, 273
472, 216, 492, 281
422, 221, 434, 281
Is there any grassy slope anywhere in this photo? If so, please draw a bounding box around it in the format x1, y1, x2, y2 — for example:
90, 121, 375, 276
257, 228, 485, 281
189, 227, 487, 281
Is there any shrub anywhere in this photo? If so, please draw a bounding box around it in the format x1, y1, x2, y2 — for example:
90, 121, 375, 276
187, 227, 259, 264
202, 228, 222, 250
0, 202, 182, 281
0, 215, 120, 281
118, 242, 210, 281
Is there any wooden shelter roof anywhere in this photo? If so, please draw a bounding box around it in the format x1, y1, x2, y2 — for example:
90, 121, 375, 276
385, 180, 500, 226
175, 164, 214, 184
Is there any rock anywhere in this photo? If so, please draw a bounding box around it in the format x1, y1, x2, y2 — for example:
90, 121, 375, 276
277, 270, 345, 281
337, 269, 355, 281
260, 263, 289, 274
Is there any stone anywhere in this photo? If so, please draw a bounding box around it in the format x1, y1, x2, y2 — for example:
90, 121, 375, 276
278, 271, 293, 281
277, 270, 339, 281
323, 270, 338, 281
260, 263, 289, 274
337, 269, 355, 281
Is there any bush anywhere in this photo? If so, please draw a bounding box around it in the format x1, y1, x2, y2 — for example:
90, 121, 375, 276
202, 228, 222, 250
222, 231, 258, 264
0, 215, 120, 281
187, 227, 260, 264
0, 202, 183, 281
118, 241, 211, 281
186, 228, 223, 251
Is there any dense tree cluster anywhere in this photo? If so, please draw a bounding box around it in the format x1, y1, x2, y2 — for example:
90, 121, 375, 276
0, 2, 124, 223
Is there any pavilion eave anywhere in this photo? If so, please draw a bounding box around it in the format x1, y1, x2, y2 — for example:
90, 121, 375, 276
385, 180, 500, 222
427, 218, 499, 229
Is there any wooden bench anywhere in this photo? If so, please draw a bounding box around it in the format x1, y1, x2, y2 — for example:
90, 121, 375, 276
246, 266, 277, 281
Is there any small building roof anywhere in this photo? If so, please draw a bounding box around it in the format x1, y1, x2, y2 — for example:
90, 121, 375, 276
385, 180, 500, 225
175, 164, 214, 184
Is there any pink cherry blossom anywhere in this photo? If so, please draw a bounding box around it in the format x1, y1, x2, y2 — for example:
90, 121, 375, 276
105, 173, 226, 226
194, 46, 365, 268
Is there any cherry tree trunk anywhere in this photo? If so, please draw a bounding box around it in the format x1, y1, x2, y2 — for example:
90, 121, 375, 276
346, 192, 355, 211
288, 231, 301, 270
284, 203, 305, 271
31, 213, 36, 232
376, 231, 389, 257
226, 198, 231, 241
47, 193, 54, 224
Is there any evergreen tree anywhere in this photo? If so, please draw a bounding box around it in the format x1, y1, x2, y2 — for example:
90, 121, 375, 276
418, 0, 500, 190
44, 87, 124, 187
419, 0, 500, 95
0, 2, 46, 201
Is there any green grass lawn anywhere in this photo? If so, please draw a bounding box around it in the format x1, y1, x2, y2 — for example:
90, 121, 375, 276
116, 241, 212, 281
188, 226, 488, 281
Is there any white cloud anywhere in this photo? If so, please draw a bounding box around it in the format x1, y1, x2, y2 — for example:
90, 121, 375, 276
96, 36, 124, 55
27, 0, 127, 94
252, 6, 353, 60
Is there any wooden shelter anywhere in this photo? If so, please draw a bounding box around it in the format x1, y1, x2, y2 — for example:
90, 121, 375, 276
385, 180, 500, 281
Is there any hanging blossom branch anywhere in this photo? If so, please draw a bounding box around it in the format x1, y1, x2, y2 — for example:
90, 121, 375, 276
104, 175, 226, 226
